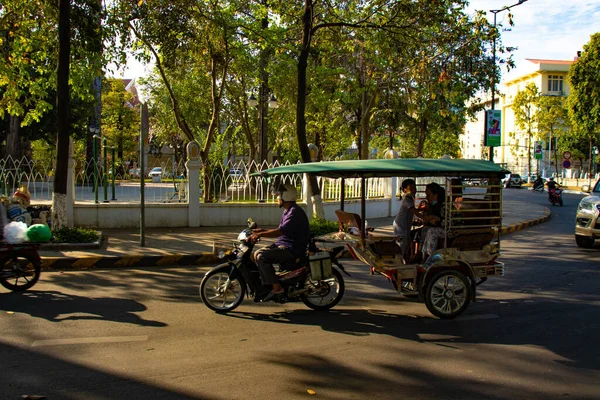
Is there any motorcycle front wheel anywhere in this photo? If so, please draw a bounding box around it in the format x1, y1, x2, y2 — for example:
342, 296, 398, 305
0, 253, 41, 291
301, 268, 345, 310
200, 268, 246, 313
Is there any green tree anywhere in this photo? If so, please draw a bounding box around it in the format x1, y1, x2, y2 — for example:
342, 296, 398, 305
512, 83, 539, 180
101, 78, 140, 173
537, 95, 571, 177
568, 32, 600, 181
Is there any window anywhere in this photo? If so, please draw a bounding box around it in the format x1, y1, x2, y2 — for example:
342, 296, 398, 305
548, 75, 564, 93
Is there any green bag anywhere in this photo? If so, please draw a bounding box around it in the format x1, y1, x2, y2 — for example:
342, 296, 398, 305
26, 224, 52, 242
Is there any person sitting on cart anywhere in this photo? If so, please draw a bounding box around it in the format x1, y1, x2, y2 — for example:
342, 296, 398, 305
393, 179, 425, 263
410, 182, 444, 262
250, 183, 310, 301
420, 183, 447, 261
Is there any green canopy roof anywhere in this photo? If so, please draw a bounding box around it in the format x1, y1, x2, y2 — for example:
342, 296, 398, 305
258, 158, 509, 179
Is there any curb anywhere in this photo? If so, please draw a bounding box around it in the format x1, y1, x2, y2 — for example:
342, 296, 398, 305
500, 206, 552, 235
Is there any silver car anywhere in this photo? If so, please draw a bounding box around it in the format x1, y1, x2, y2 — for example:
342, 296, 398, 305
575, 178, 600, 248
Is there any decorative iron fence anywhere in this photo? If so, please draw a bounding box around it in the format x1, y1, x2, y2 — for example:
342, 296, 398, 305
1, 156, 390, 204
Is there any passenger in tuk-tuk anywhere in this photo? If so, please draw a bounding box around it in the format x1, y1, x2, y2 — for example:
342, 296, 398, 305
410, 182, 444, 262
393, 179, 421, 263
420, 183, 447, 261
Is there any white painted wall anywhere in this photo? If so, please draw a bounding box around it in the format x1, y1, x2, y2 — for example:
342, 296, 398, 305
72, 197, 398, 228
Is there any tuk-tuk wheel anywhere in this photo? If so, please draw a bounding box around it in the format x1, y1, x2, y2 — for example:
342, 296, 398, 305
425, 270, 471, 319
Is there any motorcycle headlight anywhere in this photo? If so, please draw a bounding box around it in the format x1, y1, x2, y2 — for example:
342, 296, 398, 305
218, 249, 232, 259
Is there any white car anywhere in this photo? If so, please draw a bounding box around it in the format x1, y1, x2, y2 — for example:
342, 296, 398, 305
575, 178, 600, 248
148, 167, 164, 178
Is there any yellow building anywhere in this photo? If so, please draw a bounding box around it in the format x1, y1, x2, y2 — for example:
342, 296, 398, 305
461, 58, 575, 178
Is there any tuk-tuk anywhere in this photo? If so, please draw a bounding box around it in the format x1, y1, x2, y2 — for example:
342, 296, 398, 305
259, 158, 509, 319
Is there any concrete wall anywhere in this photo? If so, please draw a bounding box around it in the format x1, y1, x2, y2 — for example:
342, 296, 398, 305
72, 197, 399, 228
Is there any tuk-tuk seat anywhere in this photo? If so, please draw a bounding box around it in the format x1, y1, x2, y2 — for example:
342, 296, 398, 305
445, 228, 495, 250
443, 197, 499, 250
335, 210, 364, 236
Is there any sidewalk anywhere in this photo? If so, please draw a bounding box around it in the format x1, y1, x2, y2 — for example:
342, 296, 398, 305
39, 199, 552, 270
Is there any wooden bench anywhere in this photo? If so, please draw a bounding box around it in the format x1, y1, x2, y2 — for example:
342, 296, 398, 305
335, 210, 402, 256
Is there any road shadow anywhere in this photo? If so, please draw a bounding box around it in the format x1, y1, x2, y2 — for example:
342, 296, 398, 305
0, 341, 214, 399
0, 290, 167, 327
227, 296, 600, 372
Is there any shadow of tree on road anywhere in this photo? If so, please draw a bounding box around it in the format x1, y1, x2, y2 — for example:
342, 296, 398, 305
0, 290, 167, 327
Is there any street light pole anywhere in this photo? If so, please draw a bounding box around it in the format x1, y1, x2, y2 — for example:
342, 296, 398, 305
92, 132, 101, 204
102, 137, 108, 203
110, 146, 116, 201
489, 0, 528, 163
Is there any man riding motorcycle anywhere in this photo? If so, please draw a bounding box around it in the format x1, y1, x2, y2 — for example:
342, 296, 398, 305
546, 177, 559, 200
533, 176, 544, 191
249, 183, 310, 301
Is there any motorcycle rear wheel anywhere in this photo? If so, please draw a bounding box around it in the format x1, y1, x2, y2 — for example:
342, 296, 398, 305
200, 269, 245, 313
0, 253, 41, 291
301, 268, 345, 310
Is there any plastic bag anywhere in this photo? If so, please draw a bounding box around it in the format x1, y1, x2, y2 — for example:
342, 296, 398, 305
26, 224, 52, 242
4, 221, 29, 244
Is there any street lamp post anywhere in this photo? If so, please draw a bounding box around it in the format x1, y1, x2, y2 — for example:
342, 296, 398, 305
102, 137, 109, 203
90, 128, 101, 204
248, 90, 278, 163
489, 0, 528, 163
110, 146, 116, 201
248, 90, 277, 203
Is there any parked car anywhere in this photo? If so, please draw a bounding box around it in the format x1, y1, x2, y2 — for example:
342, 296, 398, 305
575, 178, 600, 248
229, 168, 244, 181
148, 167, 164, 178
128, 168, 141, 178
502, 173, 522, 188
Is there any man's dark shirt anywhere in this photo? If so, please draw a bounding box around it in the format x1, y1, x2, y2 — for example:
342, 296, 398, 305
275, 203, 310, 257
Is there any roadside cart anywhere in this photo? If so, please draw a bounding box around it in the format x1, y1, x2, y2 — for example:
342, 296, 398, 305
259, 158, 509, 319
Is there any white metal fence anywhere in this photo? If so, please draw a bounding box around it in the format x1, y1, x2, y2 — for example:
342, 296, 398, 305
3, 156, 388, 204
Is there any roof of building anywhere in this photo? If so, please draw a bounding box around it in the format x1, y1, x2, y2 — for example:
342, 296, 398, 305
525, 58, 574, 65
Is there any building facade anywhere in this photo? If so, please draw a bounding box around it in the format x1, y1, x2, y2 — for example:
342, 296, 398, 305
461, 58, 575, 179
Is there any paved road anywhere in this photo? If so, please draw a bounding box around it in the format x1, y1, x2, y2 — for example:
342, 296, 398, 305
1, 190, 598, 400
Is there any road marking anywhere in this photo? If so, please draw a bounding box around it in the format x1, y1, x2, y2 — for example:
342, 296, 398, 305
31, 335, 148, 347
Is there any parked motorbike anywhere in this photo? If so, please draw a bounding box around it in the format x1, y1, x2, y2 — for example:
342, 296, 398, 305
548, 187, 563, 206
200, 219, 349, 313
0, 244, 42, 291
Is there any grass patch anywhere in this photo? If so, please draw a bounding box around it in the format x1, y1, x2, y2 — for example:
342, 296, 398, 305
52, 227, 100, 243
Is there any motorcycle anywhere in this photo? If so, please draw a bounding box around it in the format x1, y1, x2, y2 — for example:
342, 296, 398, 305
200, 219, 349, 313
0, 243, 42, 291
532, 181, 544, 192
548, 187, 563, 206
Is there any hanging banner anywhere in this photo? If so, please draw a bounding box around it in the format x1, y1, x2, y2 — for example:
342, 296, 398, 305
534, 141, 543, 160
485, 109, 502, 147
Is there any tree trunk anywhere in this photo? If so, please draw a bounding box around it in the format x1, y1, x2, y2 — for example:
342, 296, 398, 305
6, 115, 21, 159
416, 118, 428, 156
53, 0, 71, 230
297, 0, 322, 217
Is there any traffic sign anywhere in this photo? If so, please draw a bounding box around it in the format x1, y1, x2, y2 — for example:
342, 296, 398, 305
563, 151, 571, 160
563, 159, 572, 169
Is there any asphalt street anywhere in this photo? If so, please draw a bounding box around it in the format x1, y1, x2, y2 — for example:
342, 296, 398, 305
0, 188, 598, 399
